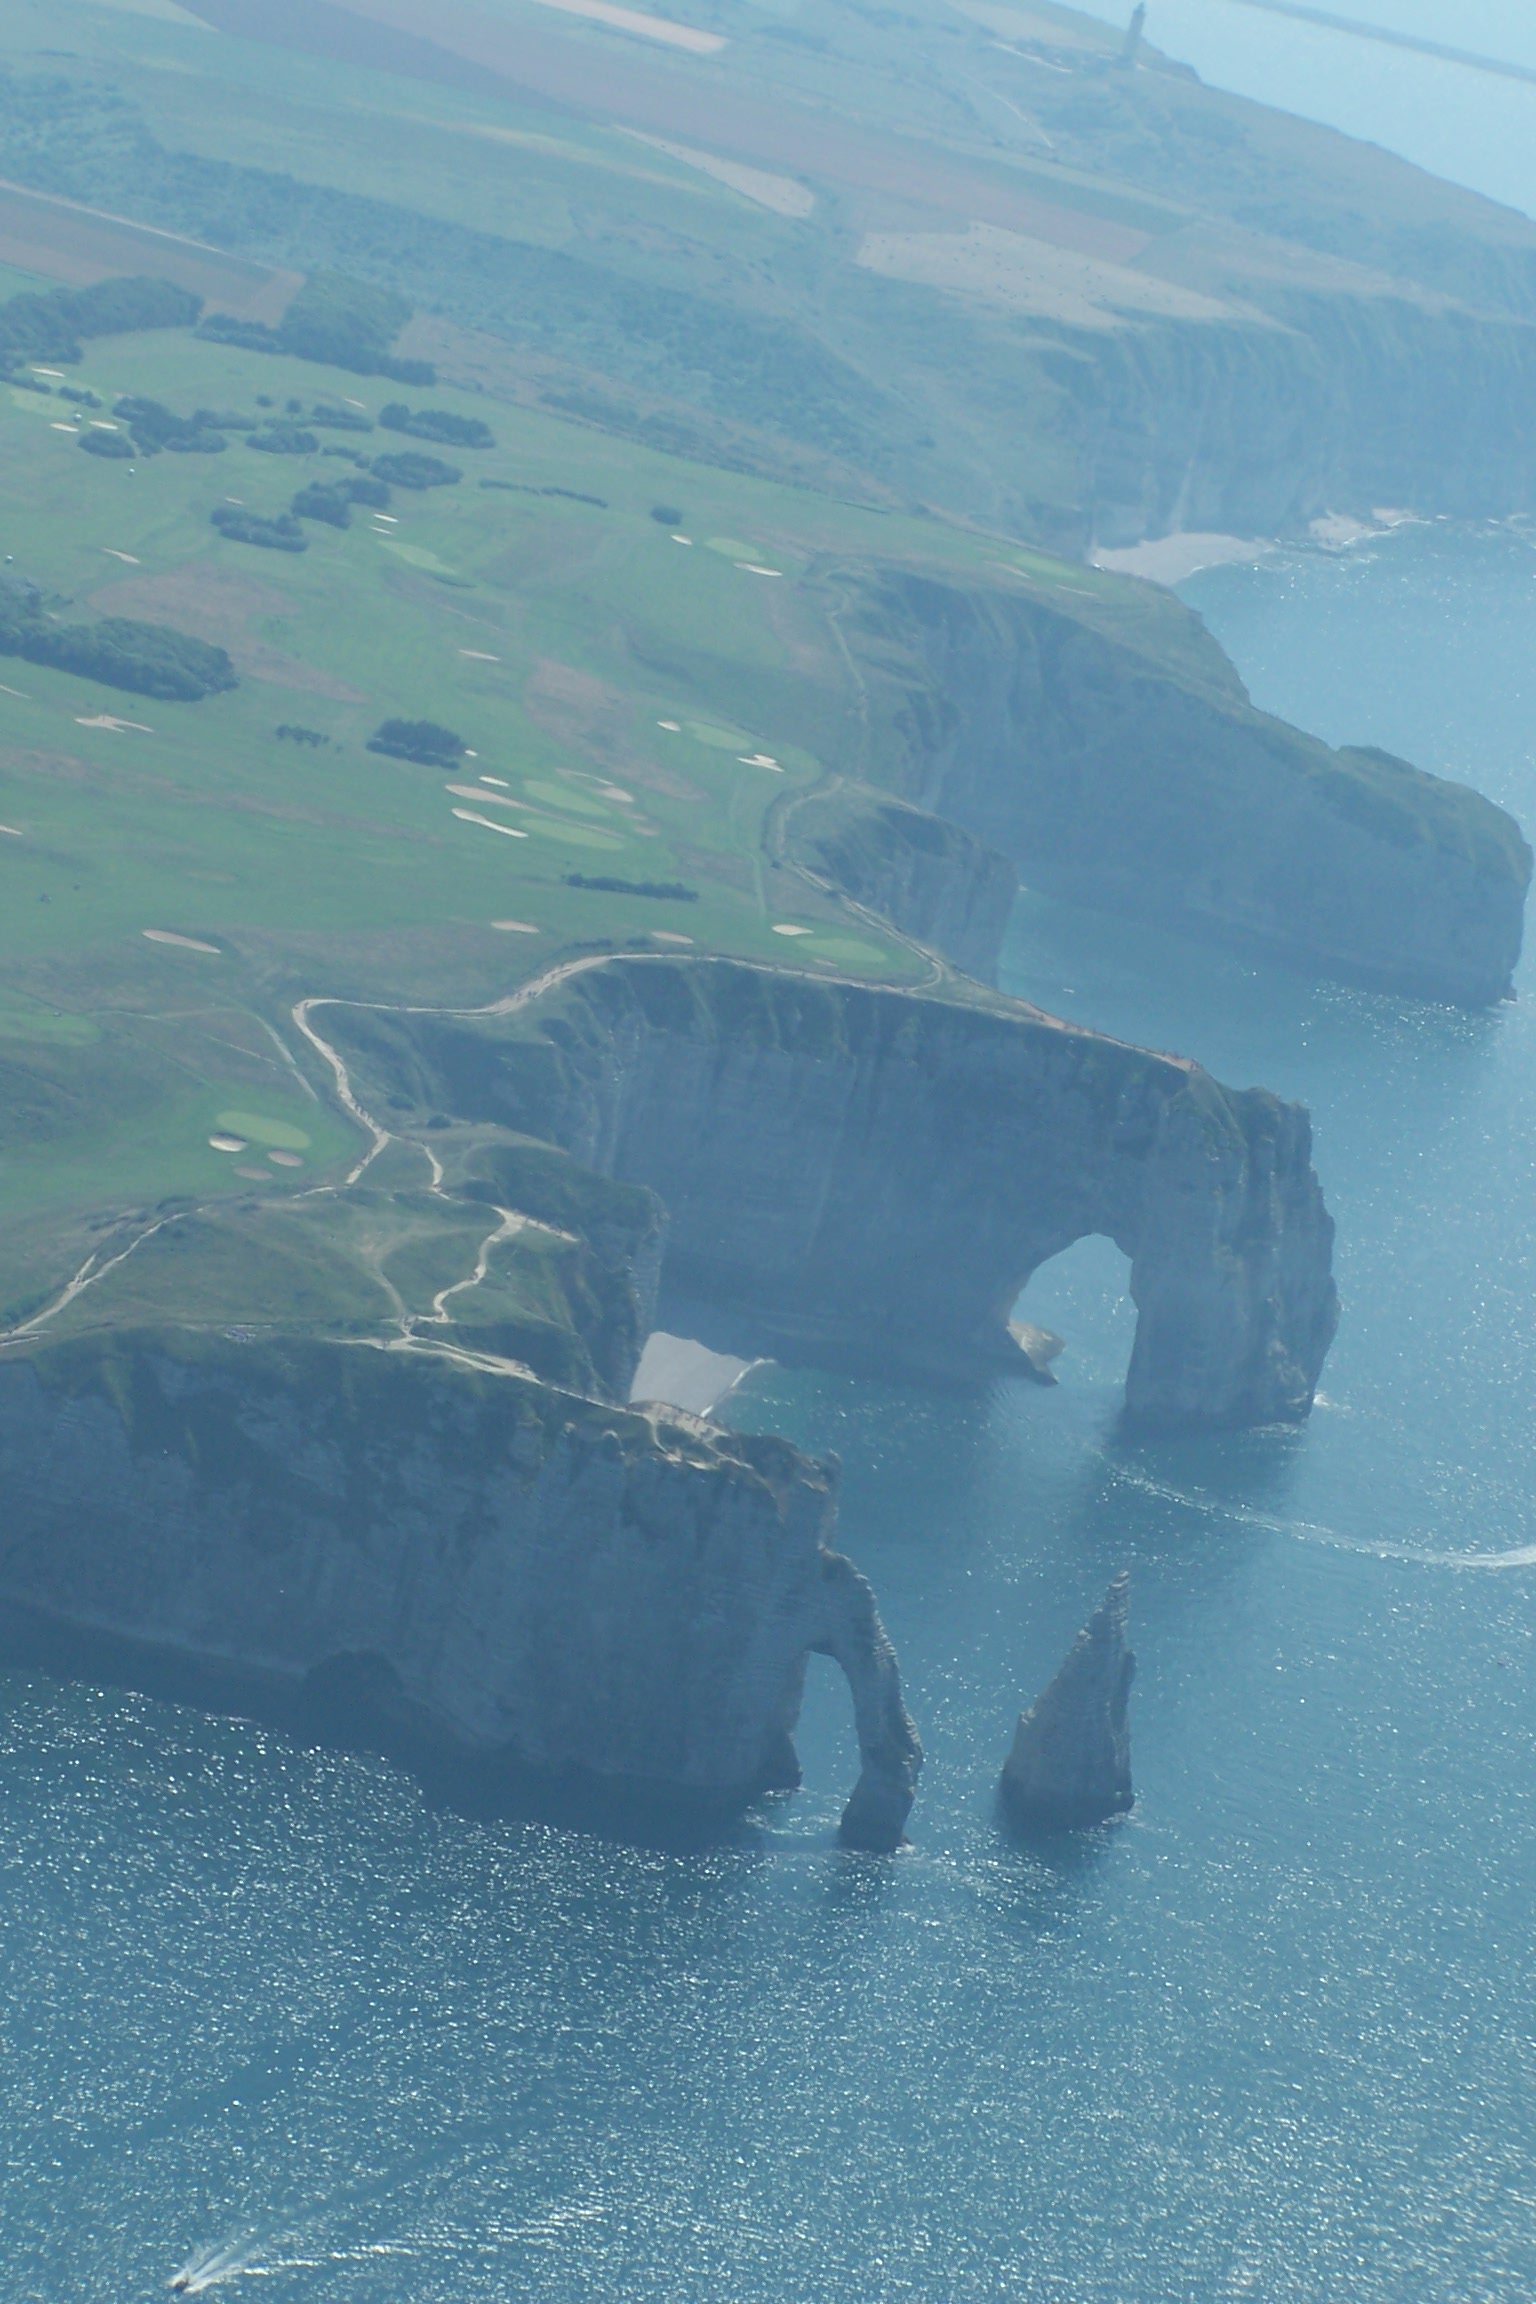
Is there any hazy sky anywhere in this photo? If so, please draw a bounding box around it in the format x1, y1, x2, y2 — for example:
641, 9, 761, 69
1067, 0, 1536, 217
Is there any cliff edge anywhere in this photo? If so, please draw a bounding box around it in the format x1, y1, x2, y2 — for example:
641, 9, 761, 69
332, 957, 1340, 1428
0, 1329, 922, 1850
838, 569, 1531, 1008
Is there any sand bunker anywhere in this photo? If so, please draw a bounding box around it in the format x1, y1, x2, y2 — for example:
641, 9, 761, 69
217, 1110, 311, 1151
492, 920, 541, 934
453, 807, 530, 839
101, 548, 141, 565
737, 563, 783, 578
80, 715, 154, 734
208, 1134, 248, 1153
447, 783, 525, 809
772, 924, 813, 937
144, 929, 221, 954
0, 825, 22, 838
459, 648, 501, 661
651, 930, 693, 945
267, 1150, 304, 1169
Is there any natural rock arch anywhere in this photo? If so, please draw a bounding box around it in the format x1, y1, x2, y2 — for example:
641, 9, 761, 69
347, 958, 1339, 1429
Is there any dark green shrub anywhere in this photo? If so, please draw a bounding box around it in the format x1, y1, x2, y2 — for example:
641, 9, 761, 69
379, 401, 494, 449
310, 403, 374, 432
370, 450, 461, 490
211, 506, 308, 553
113, 396, 227, 454
366, 718, 465, 767
291, 483, 352, 528
565, 875, 699, 900
0, 603, 237, 700
78, 429, 135, 461
250, 425, 318, 456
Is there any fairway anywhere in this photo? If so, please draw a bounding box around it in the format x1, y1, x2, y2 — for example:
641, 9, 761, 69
0, 295, 1033, 1323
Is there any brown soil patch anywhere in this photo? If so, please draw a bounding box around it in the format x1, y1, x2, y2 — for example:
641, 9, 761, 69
181, 0, 1150, 257
89, 565, 368, 702
0, 181, 300, 321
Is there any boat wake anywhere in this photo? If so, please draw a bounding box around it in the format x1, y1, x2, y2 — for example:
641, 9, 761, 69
170, 2233, 417, 2292
1111, 1467, 1536, 1571
169, 2239, 259, 2293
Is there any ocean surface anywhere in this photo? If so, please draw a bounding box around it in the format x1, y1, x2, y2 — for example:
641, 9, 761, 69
3, 524, 1535, 2302
1071, 0, 1536, 219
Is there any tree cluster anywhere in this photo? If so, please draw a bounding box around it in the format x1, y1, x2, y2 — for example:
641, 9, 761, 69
366, 719, 466, 767
0, 595, 237, 700
210, 505, 308, 554
0, 275, 202, 376
112, 396, 229, 454
565, 874, 700, 902
378, 402, 494, 450
289, 473, 392, 529
200, 272, 435, 386
369, 451, 462, 491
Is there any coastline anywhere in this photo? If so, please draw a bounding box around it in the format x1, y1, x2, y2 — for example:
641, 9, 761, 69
1091, 532, 1274, 586
629, 1330, 761, 1418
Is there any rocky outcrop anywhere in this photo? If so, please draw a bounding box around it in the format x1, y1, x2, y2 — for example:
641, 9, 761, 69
0, 1329, 921, 1849
838, 569, 1531, 1006
782, 784, 1017, 983
333, 957, 1339, 1427
1000, 1575, 1135, 1831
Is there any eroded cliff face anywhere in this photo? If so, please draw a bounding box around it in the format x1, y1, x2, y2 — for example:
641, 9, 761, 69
0, 1331, 921, 1848
1050, 291, 1536, 553
335, 959, 1339, 1428
782, 784, 1017, 983
838, 570, 1531, 1007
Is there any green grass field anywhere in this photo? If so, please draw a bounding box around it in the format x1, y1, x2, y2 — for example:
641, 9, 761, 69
0, 308, 1142, 1319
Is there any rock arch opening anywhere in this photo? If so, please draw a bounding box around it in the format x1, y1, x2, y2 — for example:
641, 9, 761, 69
1014, 1232, 1138, 1394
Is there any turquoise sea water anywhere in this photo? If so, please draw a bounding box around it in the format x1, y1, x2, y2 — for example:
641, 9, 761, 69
4, 521, 1536, 2301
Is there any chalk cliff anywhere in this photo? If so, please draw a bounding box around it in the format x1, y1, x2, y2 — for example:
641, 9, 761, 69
1000, 1576, 1136, 1832
334, 957, 1339, 1427
0, 1330, 922, 1850
781, 784, 1017, 984
837, 570, 1531, 1007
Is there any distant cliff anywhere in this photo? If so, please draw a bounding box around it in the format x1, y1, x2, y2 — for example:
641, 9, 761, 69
836, 569, 1531, 1007
0, 1330, 922, 1850
334, 958, 1339, 1429
1045, 291, 1536, 555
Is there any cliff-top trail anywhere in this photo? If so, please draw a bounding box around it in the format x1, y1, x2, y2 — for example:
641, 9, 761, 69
0, 0, 1525, 1840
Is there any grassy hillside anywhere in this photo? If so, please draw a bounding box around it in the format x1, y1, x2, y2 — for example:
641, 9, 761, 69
0, 0, 1528, 1362
3, 0, 1536, 542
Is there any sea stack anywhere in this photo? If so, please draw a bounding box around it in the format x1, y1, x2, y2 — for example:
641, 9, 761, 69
1000, 1576, 1135, 1830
